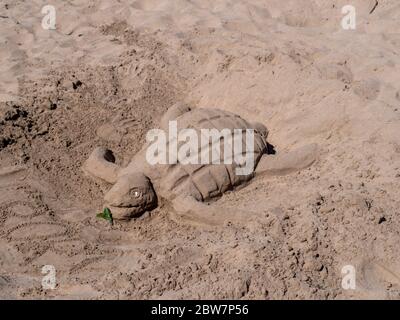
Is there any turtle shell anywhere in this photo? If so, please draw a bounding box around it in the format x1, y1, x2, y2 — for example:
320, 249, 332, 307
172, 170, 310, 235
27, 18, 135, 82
159, 108, 267, 201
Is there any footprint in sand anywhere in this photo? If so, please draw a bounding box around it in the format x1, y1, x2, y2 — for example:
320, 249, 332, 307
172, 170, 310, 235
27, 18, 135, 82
356, 259, 400, 298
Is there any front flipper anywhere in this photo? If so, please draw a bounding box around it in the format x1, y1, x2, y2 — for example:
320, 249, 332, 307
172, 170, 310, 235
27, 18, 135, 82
82, 147, 121, 184
170, 195, 249, 227
256, 143, 319, 177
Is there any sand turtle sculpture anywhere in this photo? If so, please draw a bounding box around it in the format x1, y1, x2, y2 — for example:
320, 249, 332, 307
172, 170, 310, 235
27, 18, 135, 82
83, 103, 318, 225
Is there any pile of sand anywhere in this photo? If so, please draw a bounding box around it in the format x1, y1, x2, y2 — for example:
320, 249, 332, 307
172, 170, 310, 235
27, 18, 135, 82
1, 0, 400, 299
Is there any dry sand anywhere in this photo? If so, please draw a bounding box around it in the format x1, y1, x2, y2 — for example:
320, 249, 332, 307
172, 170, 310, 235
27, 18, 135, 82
1, 0, 400, 299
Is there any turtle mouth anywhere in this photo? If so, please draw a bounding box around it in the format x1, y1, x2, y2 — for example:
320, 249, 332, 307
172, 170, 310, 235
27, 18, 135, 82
107, 204, 144, 220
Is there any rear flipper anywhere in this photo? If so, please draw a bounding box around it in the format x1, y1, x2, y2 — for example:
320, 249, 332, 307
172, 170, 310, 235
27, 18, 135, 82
256, 143, 319, 177
160, 102, 192, 130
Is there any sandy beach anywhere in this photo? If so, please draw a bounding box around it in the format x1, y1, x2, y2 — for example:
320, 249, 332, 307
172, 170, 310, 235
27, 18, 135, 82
1, 0, 400, 299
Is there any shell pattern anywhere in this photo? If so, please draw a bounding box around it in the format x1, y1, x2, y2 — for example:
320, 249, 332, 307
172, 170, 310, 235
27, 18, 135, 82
159, 108, 268, 201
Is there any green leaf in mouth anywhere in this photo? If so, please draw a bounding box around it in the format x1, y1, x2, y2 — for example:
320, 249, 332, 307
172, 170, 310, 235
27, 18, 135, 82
96, 207, 113, 225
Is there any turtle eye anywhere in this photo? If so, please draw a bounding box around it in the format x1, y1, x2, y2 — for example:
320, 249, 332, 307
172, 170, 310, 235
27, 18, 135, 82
131, 190, 142, 198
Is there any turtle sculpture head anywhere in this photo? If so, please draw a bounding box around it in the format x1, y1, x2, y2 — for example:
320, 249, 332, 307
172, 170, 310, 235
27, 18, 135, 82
104, 172, 157, 220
